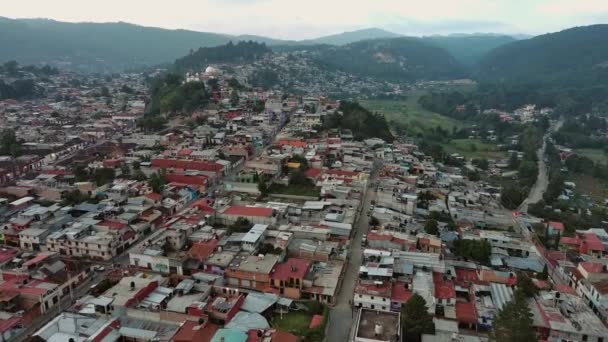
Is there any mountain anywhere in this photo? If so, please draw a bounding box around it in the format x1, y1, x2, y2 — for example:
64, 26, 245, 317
477, 25, 608, 86
311, 38, 466, 81
422, 35, 516, 66
301, 28, 402, 45
0, 17, 239, 72
0, 18, 407, 72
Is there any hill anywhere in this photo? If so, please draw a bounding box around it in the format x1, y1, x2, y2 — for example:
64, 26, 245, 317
477, 25, 608, 86
422, 35, 516, 66
174, 41, 271, 71
0, 18, 407, 72
301, 28, 401, 45
312, 38, 466, 81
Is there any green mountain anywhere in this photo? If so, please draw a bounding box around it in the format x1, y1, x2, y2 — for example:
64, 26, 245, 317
477, 25, 608, 86
312, 38, 466, 81
0, 18, 405, 72
0, 17, 239, 72
174, 41, 271, 71
301, 28, 402, 45
422, 35, 516, 66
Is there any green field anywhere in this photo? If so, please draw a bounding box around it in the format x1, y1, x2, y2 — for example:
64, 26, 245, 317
361, 91, 464, 135
577, 148, 608, 165
271, 311, 313, 334
442, 138, 507, 160
568, 174, 608, 203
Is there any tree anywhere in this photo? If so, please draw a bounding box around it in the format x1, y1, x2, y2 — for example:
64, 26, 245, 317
491, 292, 535, 342
453, 239, 491, 263
148, 172, 165, 193
369, 216, 380, 227
120, 163, 131, 177
120, 84, 134, 94
500, 185, 526, 210
508, 152, 520, 169
257, 177, 269, 198
207, 78, 220, 92
289, 169, 312, 186
424, 219, 439, 235
0, 128, 22, 157
516, 272, 538, 297
230, 89, 239, 106
61, 190, 90, 206
401, 293, 435, 342
100, 86, 110, 97
229, 217, 252, 233
132, 169, 147, 181
539, 265, 549, 280
92, 168, 115, 186
132, 161, 141, 170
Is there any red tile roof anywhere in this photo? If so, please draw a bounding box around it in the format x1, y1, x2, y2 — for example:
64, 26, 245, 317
189, 240, 219, 261
433, 273, 456, 299
580, 262, 606, 274
277, 139, 307, 148
554, 284, 576, 295
559, 236, 580, 246
98, 220, 128, 230
325, 169, 359, 178
547, 221, 564, 231
177, 148, 193, 156
151, 159, 223, 173
582, 233, 604, 251
223, 206, 273, 217
145, 192, 162, 202
455, 268, 480, 285
165, 173, 208, 186
304, 168, 322, 179
272, 258, 311, 281
173, 320, 218, 342
391, 282, 412, 303
456, 301, 477, 324
0, 316, 21, 333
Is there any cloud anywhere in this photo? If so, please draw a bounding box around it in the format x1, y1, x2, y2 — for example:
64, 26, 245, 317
2, 0, 605, 39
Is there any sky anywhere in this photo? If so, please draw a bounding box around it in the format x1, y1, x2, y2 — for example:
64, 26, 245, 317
4, 0, 608, 39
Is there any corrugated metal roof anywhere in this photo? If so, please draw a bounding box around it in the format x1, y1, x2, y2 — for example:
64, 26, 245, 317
490, 282, 513, 311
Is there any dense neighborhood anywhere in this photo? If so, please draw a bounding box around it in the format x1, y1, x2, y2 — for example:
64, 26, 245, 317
1, 26, 608, 342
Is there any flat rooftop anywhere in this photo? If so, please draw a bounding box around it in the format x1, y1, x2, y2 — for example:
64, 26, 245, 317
355, 309, 400, 341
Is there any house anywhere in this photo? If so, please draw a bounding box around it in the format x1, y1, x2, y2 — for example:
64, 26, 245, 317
270, 258, 311, 299
353, 280, 393, 312
225, 254, 280, 291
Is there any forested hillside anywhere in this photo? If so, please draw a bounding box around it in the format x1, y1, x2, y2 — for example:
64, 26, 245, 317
312, 38, 466, 81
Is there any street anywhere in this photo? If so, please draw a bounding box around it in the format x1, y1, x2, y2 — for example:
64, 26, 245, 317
518, 118, 563, 213
326, 160, 379, 342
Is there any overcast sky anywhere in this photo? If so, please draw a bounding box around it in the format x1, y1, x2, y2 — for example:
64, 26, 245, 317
4, 0, 608, 39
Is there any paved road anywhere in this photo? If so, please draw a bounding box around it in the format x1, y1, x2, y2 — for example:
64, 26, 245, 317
518, 119, 564, 213
326, 161, 379, 342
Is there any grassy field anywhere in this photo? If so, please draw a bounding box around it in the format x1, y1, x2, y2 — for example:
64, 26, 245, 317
361, 91, 464, 135
271, 311, 313, 333
577, 148, 608, 165
442, 138, 507, 160
568, 174, 608, 203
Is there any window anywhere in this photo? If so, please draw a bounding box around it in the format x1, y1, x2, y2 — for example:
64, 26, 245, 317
371, 296, 374, 300
382, 298, 386, 302
582, 335, 587, 341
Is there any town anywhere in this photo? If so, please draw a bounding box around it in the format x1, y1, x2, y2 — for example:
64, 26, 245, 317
2, 10, 608, 342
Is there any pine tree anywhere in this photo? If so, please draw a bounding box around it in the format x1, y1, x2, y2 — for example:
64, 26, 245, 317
539, 264, 549, 280
492, 292, 535, 342
401, 293, 435, 342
